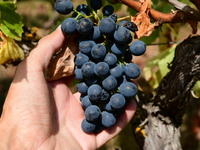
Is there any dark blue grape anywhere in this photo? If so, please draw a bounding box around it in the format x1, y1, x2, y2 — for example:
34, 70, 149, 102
110, 93, 126, 110
85, 105, 101, 121
94, 119, 104, 133
90, 0, 102, 10
124, 22, 138, 32
124, 63, 140, 79
104, 53, 118, 68
91, 44, 107, 61
110, 64, 124, 79
101, 111, 116, 127
94, 62, 110, 77
102, 5, 114, 16
74, 53, 89, 67
109, 14, 117, 22
110, 42, 127, 56
88, 26, 102, 41
77, 82, 88, 95
54, 0, 73, 15
74, 67, 84, 80
124, 50, 133, 63
87, 84, 102, 101
76, 4, 90, 15
61, 18, 77, 35
79, 40, 96, 55
130, 40, 146, 56
85, 76, 99, 86
76, 18, 93, 35
81, 62, 96, 78
103, 100, 113, 112
118, 20, 128, 27
82, 95, 93, 109
119, 82, 138, 98
102, 75, 118, 91
114, 27, 131, 44
99, 17, 116, 36
81, 118, 96, 133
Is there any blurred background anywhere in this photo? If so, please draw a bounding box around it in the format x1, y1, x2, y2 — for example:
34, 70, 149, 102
1, 0, 200, 149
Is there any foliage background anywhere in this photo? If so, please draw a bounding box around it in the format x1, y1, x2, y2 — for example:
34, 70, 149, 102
0, 0, 200, 149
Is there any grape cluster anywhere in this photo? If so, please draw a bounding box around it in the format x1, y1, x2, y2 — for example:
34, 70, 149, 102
54, 0, 146, 133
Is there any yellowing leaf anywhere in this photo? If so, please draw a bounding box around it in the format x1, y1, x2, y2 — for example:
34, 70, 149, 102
0, 31, 24, 64
143, 45, 176, 89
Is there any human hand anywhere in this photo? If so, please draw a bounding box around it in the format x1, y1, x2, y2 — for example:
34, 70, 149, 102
0, 27, 136, 150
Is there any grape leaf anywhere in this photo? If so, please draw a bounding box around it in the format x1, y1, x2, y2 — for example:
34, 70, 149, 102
143, 45, 176, 89
0, 2, 23, 41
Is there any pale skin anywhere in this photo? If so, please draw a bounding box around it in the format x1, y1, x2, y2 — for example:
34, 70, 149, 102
0, 27, 136, 150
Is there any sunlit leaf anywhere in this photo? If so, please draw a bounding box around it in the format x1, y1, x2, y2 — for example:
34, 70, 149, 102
0, 2, 24, 41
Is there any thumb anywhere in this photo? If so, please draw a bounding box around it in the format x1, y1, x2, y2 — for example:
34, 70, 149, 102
29, 26, 66, 70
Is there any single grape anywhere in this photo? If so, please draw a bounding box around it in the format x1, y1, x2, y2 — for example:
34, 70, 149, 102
118, 20, 128, 27
74, 53, 89, 67
81, 62, 96, 78
119, 82, 138, 98
81, 118, 96, 133
124, 22, 138, 32
103, 100, 113, 112
61, 18, 77, 35
99, 17, 116, 36
85, 105, 101, 121
76, 4, 90, 15
82, 95, 93, 109
54, 0, 73, 15
85, 76, 99, 86
110, 42, 127, 56
110, 93, 126, 110
124, 63, 140, 79
109, 14, 117, 22
76, 18, 93, 35
124, 50, 133, 63
91, 44, 107, 61
110, 64, 124, 79
94, 62, 110, 77
74, 67, 84, 80
88, 26, 103, 42
87, 84, 102, 101
130, 40, 146, 56
90, 0, 102, 10
102, 75, 118, 91
77, 82, 88, 95
104, 53, 118, 68
101, 111, 116, 127
79, 40, 96, 55
102, 5, 114, 16
93, 119, 104, 133
114, 27, 131, 44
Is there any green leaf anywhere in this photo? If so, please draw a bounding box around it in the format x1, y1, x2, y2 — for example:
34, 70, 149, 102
0, 2, 24, 41
192, 81, 200, 98
143, 45, 176, 89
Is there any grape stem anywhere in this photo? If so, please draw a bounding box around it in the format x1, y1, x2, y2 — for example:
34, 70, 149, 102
86, 0, 100, 24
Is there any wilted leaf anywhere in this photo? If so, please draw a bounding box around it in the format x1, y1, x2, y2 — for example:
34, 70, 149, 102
131, 0, 156, 39
0, 31, 24, 64
47, 35, 78, 81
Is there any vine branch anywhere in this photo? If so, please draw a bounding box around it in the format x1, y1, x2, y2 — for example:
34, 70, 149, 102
120, 0, 200, 23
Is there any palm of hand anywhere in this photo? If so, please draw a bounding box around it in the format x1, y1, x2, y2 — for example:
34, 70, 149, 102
0, 28, 136, 150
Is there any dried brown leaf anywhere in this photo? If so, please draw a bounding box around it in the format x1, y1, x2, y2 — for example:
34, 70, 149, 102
131, 0, 156, 39
47, 35, 78, 81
